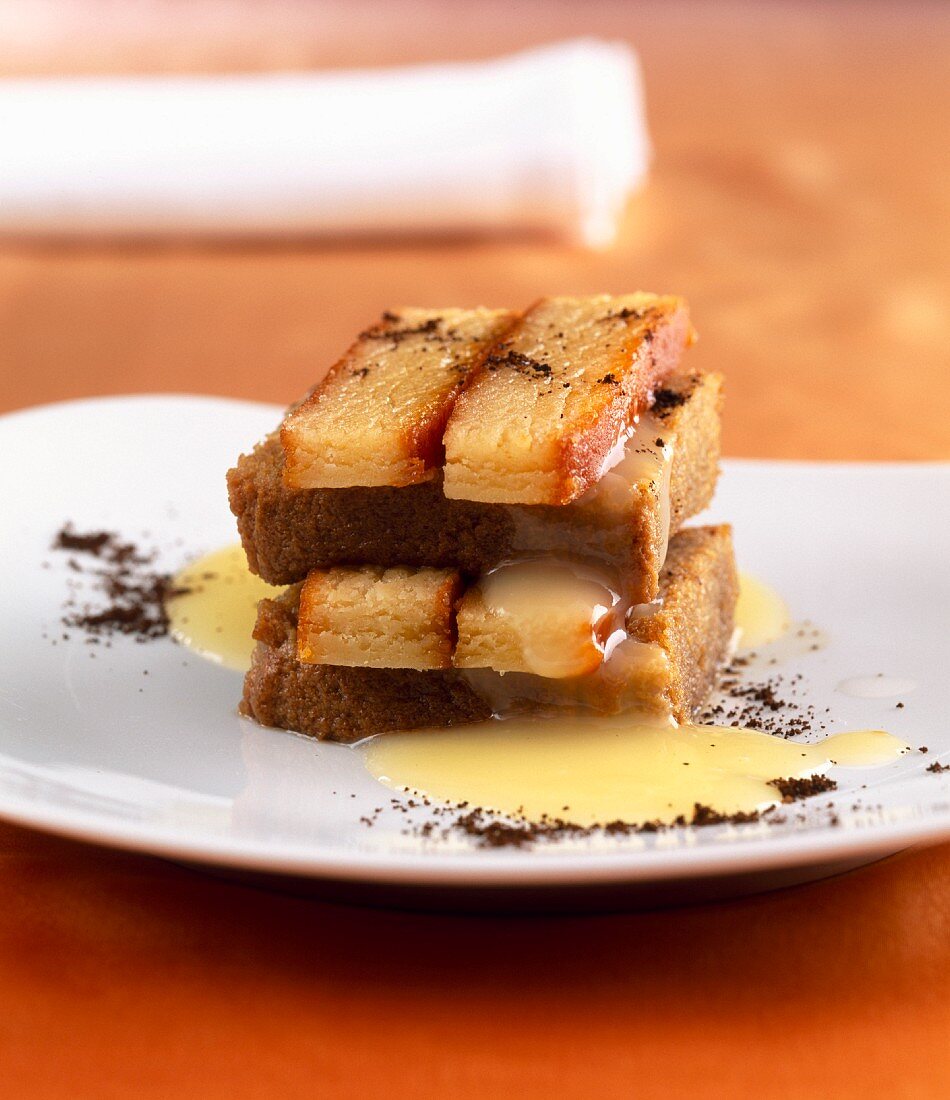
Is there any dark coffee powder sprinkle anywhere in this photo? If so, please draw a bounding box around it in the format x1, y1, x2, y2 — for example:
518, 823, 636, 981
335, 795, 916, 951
651, 388, 687, 412
359, 316, 444, 344
53, 528, 113, 555
486, 350, 552, 378
926, 761, 950, 774
599, 305, 660, 324
687, 803, 762, 827
700, 655, 825, 738
50, 524, 188, 642
769, 774, 838, 802
356, 771, 841, 849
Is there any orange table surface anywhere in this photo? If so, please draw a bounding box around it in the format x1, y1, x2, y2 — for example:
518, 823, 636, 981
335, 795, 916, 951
1, 2, 948, 1097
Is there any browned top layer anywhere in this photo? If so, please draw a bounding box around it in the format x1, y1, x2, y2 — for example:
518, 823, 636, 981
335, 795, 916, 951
442, 294, 692, 504
280, 307, 517, 489
278, 294, 691, 501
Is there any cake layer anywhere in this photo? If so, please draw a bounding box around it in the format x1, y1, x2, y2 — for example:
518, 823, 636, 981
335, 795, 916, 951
281, 307, 517, 489
228, 369, 722, 600
240, 525, 738, 741
442, 293, 691, 504
626, 526, 739, 716
297, 566, 461, 670
293, 558, 625, 679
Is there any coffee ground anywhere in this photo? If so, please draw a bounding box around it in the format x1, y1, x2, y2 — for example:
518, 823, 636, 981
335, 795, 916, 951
769, 774, 838, 803
356, 780, 837, 849
50, 523, 189, 642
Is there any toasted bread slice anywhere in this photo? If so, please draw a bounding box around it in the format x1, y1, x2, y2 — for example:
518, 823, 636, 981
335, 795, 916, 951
241, 527, 737, 741
454, 562, 622, 678
442, 294, 692, 505
281, 307, 517, 489
297, 566, 461, 670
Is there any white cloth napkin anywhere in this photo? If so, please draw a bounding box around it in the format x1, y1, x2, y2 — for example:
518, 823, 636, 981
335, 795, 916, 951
0, 39, 649, 247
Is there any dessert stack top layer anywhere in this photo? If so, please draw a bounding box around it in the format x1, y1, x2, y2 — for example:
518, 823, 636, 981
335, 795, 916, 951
228, 294, 718, 602
280, 294, 691, 503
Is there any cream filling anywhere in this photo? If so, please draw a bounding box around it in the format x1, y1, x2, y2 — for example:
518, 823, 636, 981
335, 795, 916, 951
454, 560, 623, 679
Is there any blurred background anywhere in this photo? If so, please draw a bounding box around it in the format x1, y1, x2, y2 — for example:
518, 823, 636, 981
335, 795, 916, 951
0, 0, 947, 460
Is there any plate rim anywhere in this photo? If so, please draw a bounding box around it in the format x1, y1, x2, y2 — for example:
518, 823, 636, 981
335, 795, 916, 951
0, 775, 946, 886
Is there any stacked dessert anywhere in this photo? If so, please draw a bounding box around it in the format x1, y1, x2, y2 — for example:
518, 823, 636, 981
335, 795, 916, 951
228, 294, 737, 742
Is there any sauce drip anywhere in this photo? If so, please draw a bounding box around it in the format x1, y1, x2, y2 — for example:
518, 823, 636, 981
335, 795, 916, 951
458, 560, 622, 678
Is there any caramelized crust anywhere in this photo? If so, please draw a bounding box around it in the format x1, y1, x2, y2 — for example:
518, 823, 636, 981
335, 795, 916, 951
297, 566, 461, 670
442, 294, 691, 504
281, 307, 517, 489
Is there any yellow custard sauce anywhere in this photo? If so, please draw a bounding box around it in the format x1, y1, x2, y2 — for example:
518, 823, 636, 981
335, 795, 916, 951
166, 545, 281, 671
735, 572, 790, 649
362, 715, 908, 827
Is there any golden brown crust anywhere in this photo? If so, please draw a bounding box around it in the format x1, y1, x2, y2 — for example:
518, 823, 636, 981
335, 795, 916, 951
280, 307, 517, 489
442, 294, 691, 504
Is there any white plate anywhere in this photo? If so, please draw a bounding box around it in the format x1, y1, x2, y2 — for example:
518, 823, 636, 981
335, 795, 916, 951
1, 395, 948, 909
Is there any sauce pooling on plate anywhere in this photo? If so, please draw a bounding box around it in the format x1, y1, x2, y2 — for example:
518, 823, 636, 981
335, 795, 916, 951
166, 545, 280, 671
361, 715, 908, 827
735, 572, 789, 649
